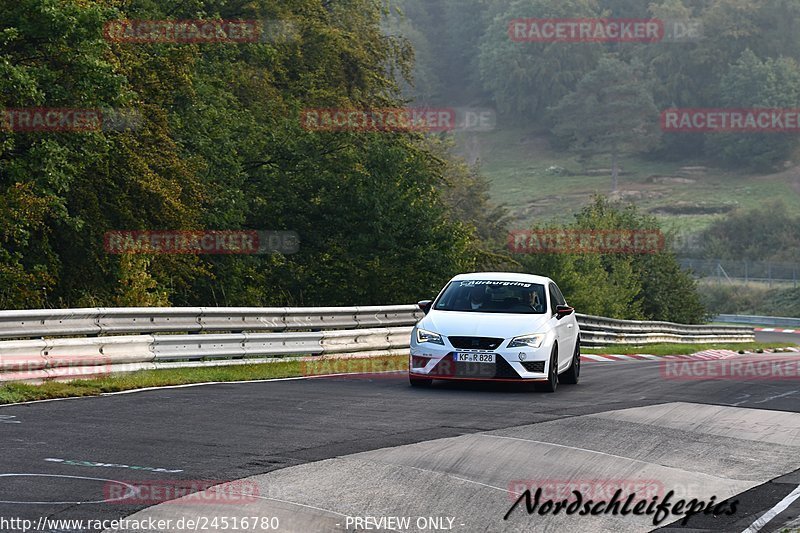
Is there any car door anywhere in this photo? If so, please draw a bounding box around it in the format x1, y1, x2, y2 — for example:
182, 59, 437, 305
549, 283, 574, 370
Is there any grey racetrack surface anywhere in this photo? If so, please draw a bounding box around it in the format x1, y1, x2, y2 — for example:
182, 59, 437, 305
1, 351, 799, 533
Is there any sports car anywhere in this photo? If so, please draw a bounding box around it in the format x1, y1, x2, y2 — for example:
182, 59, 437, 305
409, 272, 580, 392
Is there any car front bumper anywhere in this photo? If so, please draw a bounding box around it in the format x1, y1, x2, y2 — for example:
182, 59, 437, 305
409, 339, 552, 381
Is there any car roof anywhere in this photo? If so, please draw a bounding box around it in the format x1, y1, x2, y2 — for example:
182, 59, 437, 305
449, 272, 552, 285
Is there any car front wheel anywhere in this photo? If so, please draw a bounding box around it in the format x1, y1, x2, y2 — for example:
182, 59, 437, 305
540, 345, 559, 393
561, 340, 580, 385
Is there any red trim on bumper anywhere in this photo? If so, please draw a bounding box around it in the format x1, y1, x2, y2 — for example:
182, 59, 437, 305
409, 372, 547, 383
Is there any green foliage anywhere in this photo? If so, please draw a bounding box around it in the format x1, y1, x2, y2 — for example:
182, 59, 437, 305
701, 284, 800, 317
113, 255, 170, 307
477, 0, 602, 123
698, 202, 800, 262
550, 57, 660, 188
705, 50, 800, 170
515, 196, 707, 323
0, 0, 489, 309
397, 0, 800, 168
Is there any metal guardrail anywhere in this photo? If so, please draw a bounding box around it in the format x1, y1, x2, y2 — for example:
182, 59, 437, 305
577, 313, 754, 346
714, 314, 800, 328
0, 306, 754, 382
0, 306, 421, 339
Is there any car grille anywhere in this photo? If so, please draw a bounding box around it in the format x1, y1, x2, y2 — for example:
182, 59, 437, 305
520, 361, 545, 373
448, 336, 504, 350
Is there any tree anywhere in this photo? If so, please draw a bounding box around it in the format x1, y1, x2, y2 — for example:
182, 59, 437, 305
549, 57, 660, 190
698, 202, 800, 263
477, 0, 603, 124
513, 196, 707, 323
0, 0, 493, 308
705, 49, 800, 170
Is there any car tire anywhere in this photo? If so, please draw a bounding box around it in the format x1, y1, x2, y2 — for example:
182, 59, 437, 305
409, 375, 433, 387
539, 345, 559, 393
561, 339, 580, 385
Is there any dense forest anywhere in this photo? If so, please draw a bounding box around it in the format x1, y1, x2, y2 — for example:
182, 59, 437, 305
0, 0, 505, 309
392, 0, 800, 171
9, 0, 799, 323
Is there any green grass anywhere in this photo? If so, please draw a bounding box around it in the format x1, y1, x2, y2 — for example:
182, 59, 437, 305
455, 127, 800, 233
0, 355, 407, 405
583, 342, 788, 356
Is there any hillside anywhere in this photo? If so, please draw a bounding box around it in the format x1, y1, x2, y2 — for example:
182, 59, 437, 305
454, 128, 800, 235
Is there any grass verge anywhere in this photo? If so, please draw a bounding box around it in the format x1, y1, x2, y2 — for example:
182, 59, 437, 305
0, 355, 407, 405
582, 342, 789, 356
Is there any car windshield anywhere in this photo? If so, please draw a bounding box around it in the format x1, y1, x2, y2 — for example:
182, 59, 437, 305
433, 280, 547, 314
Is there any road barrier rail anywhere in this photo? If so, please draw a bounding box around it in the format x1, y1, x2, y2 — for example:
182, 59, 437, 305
0, 306, 754, 382
714, 314, 800, 328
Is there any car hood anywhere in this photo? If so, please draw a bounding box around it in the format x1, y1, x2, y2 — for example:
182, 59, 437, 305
419, 310, 551, 339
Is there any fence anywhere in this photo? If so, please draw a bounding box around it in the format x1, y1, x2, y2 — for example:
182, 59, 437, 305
0, 306, 754, 382
680, 258, 800, 287
714, 314, 800, 328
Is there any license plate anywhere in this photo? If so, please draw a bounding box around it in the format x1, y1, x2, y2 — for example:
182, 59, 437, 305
454, 352, 496, 363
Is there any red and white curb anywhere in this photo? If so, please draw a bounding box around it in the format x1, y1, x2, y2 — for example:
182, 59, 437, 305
756, 327, 800, 334
581, 354, 662, 362
581, 348, 799, 363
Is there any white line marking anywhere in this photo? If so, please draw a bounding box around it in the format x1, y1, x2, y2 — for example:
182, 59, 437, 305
0, 474, 136, 504
398, 464, 514, 495
474, 434, 747, 481
753, 391, 798, 404
741, 484, 800, 533
0, 370, 411, 408
0, 375, 340, 407
44, 457, 183, 473
0, 415, 20, 423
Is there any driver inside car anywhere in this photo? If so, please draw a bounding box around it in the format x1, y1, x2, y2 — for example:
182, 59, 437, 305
527, 289, 544, 312
469, 285, 487, 310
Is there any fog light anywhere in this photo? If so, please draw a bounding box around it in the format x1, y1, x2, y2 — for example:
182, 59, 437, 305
519, 352, 527, 361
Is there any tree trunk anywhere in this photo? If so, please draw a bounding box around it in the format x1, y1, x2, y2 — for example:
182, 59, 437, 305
611, 146, 619, 192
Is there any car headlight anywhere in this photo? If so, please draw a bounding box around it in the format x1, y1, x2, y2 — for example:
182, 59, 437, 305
416, 328, 445, 345
508, 333, 546, 349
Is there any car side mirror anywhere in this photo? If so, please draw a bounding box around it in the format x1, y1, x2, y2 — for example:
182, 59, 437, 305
555, 305, 574, 319
417, 300, 433, 315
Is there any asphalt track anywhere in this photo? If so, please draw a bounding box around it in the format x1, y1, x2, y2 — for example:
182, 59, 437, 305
0, 343, 799, 533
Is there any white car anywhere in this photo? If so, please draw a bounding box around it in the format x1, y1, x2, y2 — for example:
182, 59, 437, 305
409, 272, 580, 392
